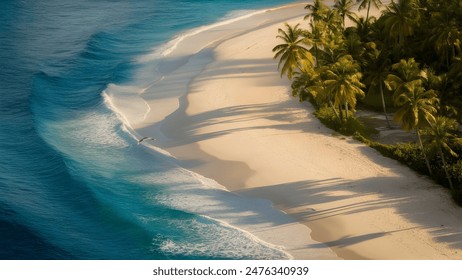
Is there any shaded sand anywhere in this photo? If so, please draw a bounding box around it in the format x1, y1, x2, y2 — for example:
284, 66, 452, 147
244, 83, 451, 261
115, 2, 462, 259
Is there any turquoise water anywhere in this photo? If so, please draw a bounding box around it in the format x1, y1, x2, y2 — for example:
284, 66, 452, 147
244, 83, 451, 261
0, 0, 297, 259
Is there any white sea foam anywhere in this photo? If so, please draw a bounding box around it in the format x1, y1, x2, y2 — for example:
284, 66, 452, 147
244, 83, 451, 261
148, 168, 294, 259
102, 90, 134, 130
158, 216, 290, 259
102, 90, 174, 157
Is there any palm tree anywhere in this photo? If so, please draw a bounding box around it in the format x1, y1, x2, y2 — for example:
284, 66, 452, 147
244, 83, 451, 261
392, 79, 438, 175
386, 58, 439, 175
334, 0, 357, 28
305, 20, 328, 68
356, 0, 383, 23
305, 0, 329, 23
424, 116, 460, 190
319, 29, 347, 66
323, 55, 365, 124
273, 23, 313, 79
363, 47, 392, 127
381, 0, 419, 46
427, 13, 462, 69
384, 58, 421, 97
324, 8, 344, 35
445, 56, 462, 120
291, 61, 343, 122
291, 60, 317, 102
348, 15, 375, 42
312, 9, 346, 66
392, 79, 438, 130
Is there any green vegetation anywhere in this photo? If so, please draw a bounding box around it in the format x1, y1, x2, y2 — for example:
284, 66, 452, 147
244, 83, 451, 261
273, 0, 462, 204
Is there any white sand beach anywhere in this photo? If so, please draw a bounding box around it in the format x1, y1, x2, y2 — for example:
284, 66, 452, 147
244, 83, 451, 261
110, 2, 462, 259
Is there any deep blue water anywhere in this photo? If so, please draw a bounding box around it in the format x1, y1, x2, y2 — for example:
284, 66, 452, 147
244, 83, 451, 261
0, 0, 296, 259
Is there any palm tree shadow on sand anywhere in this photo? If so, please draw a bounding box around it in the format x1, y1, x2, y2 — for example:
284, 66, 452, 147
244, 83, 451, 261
236, 176, 462, 258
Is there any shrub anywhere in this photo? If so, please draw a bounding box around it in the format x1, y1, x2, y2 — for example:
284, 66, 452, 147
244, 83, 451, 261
315, 107, 370, 136
393, 143, 429, 175
449, 161, 462, 186
355, 131, 462, 205
451, 188, 462, 206
446, 162, 462, 205
314, 106, 342, 131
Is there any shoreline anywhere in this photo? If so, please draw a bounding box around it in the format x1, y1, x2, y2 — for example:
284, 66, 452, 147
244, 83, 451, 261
111, 2, 462, 259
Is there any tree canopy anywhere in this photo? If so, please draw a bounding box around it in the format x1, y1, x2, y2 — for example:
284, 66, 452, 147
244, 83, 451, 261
273, 0, 462, 202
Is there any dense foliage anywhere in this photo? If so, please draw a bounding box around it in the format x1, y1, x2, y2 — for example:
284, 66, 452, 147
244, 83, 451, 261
273, 0, 462, 204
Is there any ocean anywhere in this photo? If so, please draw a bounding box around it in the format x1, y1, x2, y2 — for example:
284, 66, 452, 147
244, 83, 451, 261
0, 0, 299, 259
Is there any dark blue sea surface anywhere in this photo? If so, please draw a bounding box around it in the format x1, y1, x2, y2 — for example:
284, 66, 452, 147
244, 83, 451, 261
0, 0, 298, 259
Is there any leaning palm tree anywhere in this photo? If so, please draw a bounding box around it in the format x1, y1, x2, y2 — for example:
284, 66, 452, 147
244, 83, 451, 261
392, 79, 438, 175
356, 0, 382, 23
386, 59, 438, 174
323, 55, 365, 124
424, 116, 460, 190
334, 0, 357, 29
272, 23, 313, 79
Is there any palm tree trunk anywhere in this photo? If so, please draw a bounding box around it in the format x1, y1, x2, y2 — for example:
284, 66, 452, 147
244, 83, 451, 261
345, 101, 349, 120
416, 129, 433, 176
329, 101, 342, 123
439, 147, 454, 191
379, 82, 392, 128
446, 47, 451, 70
365, 1, 372, 24
314, 43, 320, 68
399, 31, 404, 46
311, 20, 321, 68
326, 89, 342, 123
448, 45, 455, 69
